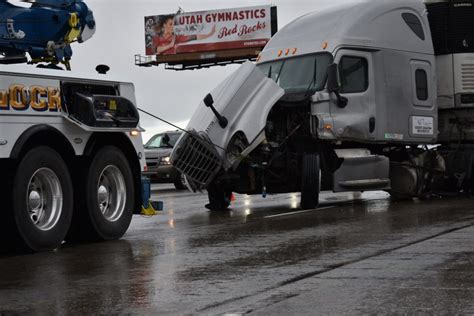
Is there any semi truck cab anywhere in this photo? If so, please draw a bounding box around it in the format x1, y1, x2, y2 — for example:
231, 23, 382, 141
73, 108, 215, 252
171, 0, 474, 211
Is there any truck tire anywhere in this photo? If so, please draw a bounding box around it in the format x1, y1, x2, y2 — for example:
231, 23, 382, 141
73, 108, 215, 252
300, 153, 320, 210
174, 173, 186, 190
10, 146, 73, 252
205, 182, 232, 211
69, 146, 134, 241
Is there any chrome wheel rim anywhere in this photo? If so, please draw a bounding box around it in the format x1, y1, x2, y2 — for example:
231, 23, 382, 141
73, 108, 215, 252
97, 165, 126, 222
27, 168, 63, 231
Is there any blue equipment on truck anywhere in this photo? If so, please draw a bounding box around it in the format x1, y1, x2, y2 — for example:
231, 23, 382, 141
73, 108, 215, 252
0, 0, 96, 69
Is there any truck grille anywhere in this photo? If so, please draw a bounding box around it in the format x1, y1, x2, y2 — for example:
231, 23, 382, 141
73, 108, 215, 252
145, 158, 158, 168
171, 131, 222, 189
462, 63, 474, 90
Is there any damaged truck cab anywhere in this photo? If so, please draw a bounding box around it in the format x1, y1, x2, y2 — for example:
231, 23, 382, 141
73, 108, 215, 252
171, 0, 473, 210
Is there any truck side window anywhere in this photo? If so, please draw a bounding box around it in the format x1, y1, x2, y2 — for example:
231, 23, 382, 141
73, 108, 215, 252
402, 13, 425, 41
415, 69, 428, 101
339, 56, 368, 94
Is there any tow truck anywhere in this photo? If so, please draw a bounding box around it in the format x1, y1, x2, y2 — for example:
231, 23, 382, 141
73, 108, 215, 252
171, 0, 474, 211
0, 1, 149, 252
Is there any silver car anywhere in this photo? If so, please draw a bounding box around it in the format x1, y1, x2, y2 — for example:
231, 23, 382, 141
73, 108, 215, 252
143, 131, 186, 190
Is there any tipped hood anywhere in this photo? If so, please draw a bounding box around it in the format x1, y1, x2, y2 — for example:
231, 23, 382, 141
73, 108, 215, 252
185, 61, 284, 168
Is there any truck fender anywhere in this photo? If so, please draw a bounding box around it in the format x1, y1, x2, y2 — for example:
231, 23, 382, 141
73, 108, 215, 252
10, 124, 74, 160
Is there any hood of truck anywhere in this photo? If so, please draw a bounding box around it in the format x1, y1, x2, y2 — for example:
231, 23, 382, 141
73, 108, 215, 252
185, 61, 284, 169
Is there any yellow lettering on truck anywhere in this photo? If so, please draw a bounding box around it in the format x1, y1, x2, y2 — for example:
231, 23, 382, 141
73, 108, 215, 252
0, 89, 7, 109
0, 84, 61, 112
30, 86, 48, 111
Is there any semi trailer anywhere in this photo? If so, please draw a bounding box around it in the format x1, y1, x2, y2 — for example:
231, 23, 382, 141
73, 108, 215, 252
171, 0, 474, 211
0, 66, 146, 251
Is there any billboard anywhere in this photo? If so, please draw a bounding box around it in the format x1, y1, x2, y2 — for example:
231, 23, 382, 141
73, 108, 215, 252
145, 5, 275, 57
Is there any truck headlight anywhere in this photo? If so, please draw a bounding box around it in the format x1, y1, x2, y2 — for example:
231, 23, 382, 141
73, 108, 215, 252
160, 156, 171, 165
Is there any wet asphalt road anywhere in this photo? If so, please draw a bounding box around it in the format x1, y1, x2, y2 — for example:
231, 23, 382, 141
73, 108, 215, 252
0, 185, 473, 315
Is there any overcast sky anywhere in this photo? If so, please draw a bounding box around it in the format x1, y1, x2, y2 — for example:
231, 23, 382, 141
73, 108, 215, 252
7, 0, 362, 141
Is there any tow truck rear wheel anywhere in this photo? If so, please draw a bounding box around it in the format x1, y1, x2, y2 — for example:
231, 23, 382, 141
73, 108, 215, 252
9, 146, 73, 252
68, 146, 134, 242
300, 153, 320, 210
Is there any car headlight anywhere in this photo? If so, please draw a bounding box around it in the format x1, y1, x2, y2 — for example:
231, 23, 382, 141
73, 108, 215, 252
160, 156, 171, 165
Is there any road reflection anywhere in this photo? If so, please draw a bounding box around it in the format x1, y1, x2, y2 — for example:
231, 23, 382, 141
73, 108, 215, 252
0, 240, 160, 313
0, 189, 472, 314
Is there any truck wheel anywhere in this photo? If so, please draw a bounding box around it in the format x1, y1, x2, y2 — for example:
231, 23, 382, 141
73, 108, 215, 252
11, 146, 73, 252
174, 173, 186, 190
205, 182, 232, 211
70, 146, 134, 241
300, 153, 320, 210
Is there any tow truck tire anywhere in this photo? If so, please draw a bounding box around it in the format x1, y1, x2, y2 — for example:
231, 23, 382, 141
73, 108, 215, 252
11, 146, 73, 252
69, 146, 134, 242
206, 182, 232, 211
300, 153, 320, 210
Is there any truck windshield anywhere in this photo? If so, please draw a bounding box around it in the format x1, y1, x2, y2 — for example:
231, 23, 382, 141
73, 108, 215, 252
257, 53, 333, 94
145, 133, 181, 149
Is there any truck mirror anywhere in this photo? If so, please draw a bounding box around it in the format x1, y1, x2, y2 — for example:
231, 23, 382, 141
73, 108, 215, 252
202, 93, 228, 129
326, 63, 348, 108
327, 63, 339, 93
204, 93, 214, 107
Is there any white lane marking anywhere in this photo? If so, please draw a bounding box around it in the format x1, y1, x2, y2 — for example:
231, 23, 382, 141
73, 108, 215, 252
264, 206, 335, 219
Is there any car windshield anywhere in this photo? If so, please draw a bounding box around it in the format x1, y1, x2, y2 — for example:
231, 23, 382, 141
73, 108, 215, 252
257, 53, 333, 94
145, 133, 181, 149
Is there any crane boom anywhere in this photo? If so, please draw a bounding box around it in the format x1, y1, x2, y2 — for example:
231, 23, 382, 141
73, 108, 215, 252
0, 0, 96, 69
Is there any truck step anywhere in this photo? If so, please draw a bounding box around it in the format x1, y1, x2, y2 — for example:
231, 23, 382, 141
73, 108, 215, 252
338, 179, 390, 190
333, 154, 390, 192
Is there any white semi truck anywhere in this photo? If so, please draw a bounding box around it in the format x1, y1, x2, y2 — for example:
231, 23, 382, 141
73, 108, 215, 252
0, 66, 146, 251
171, 0, 474, 210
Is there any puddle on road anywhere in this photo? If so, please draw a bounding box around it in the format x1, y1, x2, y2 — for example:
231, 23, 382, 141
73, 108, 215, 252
1, 191, 473, 314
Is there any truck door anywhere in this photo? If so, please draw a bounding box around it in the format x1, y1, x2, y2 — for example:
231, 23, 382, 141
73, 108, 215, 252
331, 49, 377, 142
